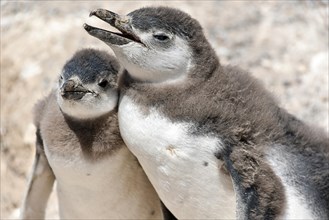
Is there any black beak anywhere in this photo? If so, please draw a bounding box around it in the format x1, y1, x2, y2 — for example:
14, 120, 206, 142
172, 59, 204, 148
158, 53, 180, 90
60, 80, 90, 100
84, 9, 143, 46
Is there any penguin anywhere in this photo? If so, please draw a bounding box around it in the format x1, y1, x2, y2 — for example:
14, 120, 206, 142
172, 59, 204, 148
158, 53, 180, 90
84, 7, 329, 219
20, 48, 163, 219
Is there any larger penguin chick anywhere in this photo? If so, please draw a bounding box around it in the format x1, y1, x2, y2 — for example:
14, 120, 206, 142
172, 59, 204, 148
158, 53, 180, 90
85, 7, 329, 220
20, 48, 162, 219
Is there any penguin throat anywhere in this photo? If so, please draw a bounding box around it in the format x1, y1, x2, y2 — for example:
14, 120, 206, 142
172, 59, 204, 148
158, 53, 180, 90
129, 70, 188, 85
121, 58, 193, 85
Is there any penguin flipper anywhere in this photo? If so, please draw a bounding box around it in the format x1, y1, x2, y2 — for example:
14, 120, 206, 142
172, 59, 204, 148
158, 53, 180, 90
220, 146, 285, 220
20, 128, 55, 219
161, 201, 178, 220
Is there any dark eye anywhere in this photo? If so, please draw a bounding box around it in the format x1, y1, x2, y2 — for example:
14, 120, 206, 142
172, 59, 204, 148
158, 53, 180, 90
98, 79, 108, 88
153, 34, 169, 41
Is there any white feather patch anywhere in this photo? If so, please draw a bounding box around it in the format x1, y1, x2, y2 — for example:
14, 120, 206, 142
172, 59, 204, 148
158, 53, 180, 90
119, 95, 236, 219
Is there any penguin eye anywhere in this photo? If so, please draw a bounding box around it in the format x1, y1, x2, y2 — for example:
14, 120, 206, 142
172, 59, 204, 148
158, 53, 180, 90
153, 34, 169, 41
98, 79, 108, 88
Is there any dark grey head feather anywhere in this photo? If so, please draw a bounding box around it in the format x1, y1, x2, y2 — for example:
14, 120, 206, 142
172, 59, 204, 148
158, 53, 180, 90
62, 48, 120, 85
128, 7, 202, 40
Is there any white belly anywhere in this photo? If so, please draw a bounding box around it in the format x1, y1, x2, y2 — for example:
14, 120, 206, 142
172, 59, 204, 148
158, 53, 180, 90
44, 146, 162, 219
119, 95, 236, 219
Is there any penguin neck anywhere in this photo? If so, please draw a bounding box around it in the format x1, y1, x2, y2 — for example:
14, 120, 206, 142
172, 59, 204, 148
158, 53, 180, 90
61, 108, 117, 128
119, 51, 220, 93
119, 69, 202, 99
190, 40, 221, 80
120, 70, 187, 87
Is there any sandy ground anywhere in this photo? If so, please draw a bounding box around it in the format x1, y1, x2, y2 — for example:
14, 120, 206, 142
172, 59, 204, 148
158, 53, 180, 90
1, 1, 328, 219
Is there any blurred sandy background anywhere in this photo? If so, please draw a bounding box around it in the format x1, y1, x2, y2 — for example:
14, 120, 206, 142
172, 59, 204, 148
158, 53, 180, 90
1, 1, 328, 219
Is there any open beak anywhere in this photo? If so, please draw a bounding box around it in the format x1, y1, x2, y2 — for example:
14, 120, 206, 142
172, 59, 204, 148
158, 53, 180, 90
84, 9, 143, 46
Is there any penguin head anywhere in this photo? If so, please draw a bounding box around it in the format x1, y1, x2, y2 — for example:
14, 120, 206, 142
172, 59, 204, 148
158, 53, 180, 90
84, 7, 217, 83
57, 48, 120, 119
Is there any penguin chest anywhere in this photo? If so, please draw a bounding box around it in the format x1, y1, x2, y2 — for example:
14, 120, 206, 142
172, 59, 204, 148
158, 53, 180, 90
43, 141, 161, 219
43, 146, 127, 217
119, 96, 236, 219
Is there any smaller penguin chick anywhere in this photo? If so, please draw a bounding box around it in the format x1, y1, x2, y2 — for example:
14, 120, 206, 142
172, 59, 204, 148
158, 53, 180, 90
20, 49, 162, 219
57, 48, 119, 119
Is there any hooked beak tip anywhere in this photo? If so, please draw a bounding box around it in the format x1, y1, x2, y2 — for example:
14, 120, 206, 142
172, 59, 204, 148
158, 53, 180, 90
83, 23, 89, 30
89, 9, 98, 17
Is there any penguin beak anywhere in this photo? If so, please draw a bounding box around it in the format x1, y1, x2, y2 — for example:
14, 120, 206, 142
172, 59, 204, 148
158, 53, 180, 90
60, 80, 90, 100
84, 9, 143, 46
